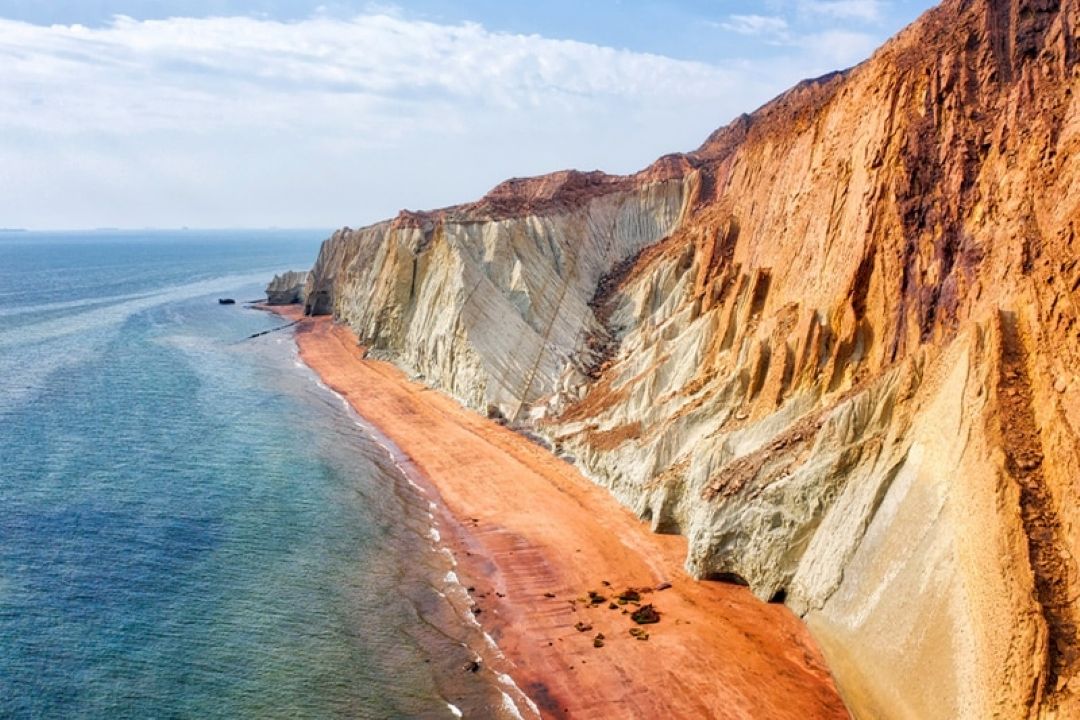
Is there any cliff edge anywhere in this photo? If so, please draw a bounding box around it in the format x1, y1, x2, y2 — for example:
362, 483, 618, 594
303, 0, 1080, 716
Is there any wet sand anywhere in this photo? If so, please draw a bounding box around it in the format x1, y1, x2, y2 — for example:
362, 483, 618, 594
272, 307, 849, 719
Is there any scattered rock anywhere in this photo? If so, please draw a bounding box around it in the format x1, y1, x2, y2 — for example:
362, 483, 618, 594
655, 582, 672, 592
544, 592, 556, 598
464, 660, 482, 673
629, 628, 650, 641
631, 604, 661, 625
617, 589, 641, 604
574, 621, 593, 632
593, 634, 606, 648
1055, 378, 1068, 393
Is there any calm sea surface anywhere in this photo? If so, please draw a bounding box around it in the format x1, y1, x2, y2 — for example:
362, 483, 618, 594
0, 231, 508, 719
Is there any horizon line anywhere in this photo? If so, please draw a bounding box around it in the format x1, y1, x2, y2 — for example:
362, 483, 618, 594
2, 226, 337, 233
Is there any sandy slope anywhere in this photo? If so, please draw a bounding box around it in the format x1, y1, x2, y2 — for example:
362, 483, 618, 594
271, 308, 847, 719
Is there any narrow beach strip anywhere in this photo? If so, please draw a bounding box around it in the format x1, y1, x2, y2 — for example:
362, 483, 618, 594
271, 307, 849, 719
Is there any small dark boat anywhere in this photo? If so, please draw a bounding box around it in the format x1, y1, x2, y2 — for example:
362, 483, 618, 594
218, 298, 236, 305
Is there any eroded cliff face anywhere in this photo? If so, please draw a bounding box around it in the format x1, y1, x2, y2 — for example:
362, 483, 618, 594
305, 0, 1080, 716
266, 270, 309, 305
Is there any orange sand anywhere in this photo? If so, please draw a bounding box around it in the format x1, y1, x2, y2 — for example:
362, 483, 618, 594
272, 308, 849, 719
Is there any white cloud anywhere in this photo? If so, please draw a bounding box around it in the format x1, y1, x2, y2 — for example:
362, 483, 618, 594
0, 12, 882, 229
798, 1, 885, 23
0, 14, 740, 136
719, 14, 790, 37
794, 29, 880, 66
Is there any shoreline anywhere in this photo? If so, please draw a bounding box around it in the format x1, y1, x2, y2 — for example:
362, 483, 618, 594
268, 306, 849, 719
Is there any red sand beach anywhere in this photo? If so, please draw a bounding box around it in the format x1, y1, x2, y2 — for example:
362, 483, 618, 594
271, 307, 849, 719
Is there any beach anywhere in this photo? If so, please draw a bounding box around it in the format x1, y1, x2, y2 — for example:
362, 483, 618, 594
272, 307, 849, 719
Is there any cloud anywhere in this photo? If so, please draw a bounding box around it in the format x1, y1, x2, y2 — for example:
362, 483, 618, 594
794, 29, 880, 66
798, 1, 885, 23
0, 14, 743, 137
0, 11, 885, 228
719, 14, 790, 37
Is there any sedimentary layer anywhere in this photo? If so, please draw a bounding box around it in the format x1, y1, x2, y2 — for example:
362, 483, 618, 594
300, 0, 1080, 716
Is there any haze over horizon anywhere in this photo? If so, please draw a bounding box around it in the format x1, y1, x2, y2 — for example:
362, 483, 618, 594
0, 0, 935, 230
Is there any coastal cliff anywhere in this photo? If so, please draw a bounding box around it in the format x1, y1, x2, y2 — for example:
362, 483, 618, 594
266, 270, 309, 305
302, 0, 1080, 716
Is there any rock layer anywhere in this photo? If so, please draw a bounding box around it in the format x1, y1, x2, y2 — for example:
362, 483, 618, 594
303, 0, 1080, 716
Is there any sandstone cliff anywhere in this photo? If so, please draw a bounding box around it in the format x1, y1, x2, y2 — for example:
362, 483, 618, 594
303, 0, 1080, 716
266, 270, 308, 305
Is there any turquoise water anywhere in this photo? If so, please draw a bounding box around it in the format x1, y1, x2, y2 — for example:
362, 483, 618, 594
0, 231, 506, 718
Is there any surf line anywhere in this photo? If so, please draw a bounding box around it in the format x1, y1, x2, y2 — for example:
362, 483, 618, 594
293, 345, 541, 720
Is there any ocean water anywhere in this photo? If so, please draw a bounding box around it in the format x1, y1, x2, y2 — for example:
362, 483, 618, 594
0, 231, 510, 719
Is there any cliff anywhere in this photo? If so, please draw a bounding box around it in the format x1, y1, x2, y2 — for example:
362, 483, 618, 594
303, 0, 1080, 716
266, 270, 309, 305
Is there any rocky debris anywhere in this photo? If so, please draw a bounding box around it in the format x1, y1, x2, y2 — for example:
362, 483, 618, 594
464, 660, 481, 673
574, 621, 593, 633
593, 633, 606, 648
655, 582, 672, 592
265, 270, 309, 305
631, 605, 661, 625
629, 628, 650, 641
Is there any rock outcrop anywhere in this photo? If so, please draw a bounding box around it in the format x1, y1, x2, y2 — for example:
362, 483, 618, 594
266, 270, 308, 305
303, 0, 1080, 716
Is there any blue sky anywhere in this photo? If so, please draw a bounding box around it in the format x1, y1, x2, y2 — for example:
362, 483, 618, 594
0, 1, 936, 229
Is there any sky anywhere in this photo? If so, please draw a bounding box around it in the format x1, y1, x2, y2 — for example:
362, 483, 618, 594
0, 1, 936, 230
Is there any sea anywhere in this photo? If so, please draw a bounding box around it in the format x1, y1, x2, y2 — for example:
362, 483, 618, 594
0, 230, 516, 719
